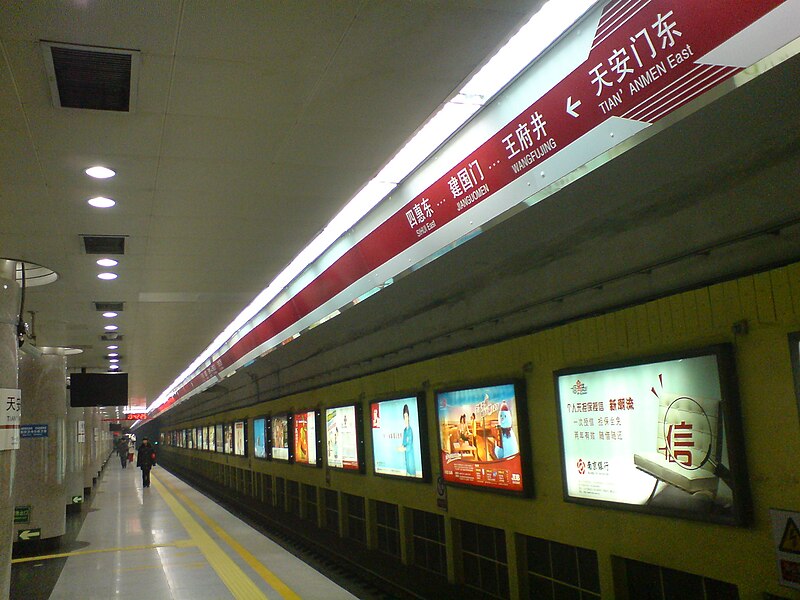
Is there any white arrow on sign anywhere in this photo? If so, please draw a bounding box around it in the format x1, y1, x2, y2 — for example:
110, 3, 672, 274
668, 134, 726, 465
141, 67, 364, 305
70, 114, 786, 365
566, 96, 582, 118
18, 529, 41, 541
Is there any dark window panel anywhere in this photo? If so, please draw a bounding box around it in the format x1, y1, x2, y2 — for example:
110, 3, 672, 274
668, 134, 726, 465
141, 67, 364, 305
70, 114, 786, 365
577, 547, 600, 593
526, 536, 551, 576
530, 574, 554, 599
662, 567, 704, 600
704, 576, 740, 600
553, 581, 581, 600
462, 521, 478, 554
551, 541, 579, 587
625, 559, 663, 600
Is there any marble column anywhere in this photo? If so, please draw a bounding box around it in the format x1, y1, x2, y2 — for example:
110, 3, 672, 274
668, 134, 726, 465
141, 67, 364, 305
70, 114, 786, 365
14, 353, 68, 542
65, 405, 85, 511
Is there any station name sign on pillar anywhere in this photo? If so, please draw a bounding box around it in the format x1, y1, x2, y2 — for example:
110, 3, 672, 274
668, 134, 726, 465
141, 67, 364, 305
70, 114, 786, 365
1, 388, 21, 450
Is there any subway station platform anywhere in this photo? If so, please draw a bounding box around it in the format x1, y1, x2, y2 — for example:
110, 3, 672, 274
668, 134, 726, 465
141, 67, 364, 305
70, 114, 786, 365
11, 460, 359, 600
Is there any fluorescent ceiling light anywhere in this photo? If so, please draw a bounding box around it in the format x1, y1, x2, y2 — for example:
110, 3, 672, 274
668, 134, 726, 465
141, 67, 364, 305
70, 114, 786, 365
102, 312, 118, 318
149, 0, 599, 414
107, 345, 119, 350
85, 166, 115, 179
97, 272, 117, 280
108, 353, 119, 357
88, 196, 115, 208
96, 258, 118, 267
109, 358, 120, 363
104, 325, 118, 331
109, 364, 120, 370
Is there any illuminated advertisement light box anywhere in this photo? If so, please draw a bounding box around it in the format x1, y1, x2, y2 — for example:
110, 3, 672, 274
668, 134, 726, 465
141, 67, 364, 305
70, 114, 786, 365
234, 420, 247, 456
370, 395, 429, 481
271, 414, 291, 461
223, 424, 233, 454
555, 345, 751, 525
206, 425, 214, 451
435, 382, 531, 495
215, 424, 223, 453
253, 418, 267, 459
294, 410, 321, 467
325, 404, 364, 472
196, 427, 204, 450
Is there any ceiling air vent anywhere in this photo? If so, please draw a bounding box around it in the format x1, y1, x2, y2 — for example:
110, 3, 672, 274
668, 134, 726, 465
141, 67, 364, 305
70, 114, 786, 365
95, 302, 124, 312
41, 41, 140, 112
82, 235, 126, 255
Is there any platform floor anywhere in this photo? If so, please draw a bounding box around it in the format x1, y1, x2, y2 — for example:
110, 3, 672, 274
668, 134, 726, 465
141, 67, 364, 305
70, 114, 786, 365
11, 460, 359, 599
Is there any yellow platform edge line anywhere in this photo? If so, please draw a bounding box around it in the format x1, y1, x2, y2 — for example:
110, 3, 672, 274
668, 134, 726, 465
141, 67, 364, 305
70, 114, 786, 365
158, 474, 303, 600
151, 473, 270, 600
10, 539, 195, 564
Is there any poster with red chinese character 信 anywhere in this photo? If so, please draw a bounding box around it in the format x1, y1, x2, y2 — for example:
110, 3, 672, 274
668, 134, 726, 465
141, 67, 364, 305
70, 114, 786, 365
555, 345, 750, 525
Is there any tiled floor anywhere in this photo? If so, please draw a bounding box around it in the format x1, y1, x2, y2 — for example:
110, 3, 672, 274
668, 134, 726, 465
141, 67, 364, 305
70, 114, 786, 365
13, 459, 358, 599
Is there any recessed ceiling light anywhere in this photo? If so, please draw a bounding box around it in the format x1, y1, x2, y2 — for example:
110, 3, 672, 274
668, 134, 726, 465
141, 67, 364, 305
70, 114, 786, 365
109, 358, 120, 363
85, 166, 115, 179
96, 258, 118, 267
107, 345, 119, 350
109, 364, 120, 370
88, 196, 115, 208
102, 312, 118, 318
104, 325, 118, 331
97, 272, 117, 280
108, 352, 119, 357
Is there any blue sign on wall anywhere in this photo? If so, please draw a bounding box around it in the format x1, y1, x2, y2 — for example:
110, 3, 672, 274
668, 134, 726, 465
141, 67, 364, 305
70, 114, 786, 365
19, 424, 48, 438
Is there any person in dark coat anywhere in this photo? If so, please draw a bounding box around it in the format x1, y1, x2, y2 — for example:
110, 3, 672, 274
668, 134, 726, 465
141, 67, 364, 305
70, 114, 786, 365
136, 437, 157, 488
116, 437, 128, 468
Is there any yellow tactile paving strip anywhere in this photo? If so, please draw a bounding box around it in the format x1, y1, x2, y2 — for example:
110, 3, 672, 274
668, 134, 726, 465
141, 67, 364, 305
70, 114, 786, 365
151, 472, 270, 599
157, 474, 303, 600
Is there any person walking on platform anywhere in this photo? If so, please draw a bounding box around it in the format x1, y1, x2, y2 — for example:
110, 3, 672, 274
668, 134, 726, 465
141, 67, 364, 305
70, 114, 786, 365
116, 437, 128, 468
136, 437, 157, 488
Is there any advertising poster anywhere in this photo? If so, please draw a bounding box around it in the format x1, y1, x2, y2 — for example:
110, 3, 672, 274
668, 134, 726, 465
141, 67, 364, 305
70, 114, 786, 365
197, 427, 204, 451
223, 424, 232, 454
271, 415, 290, 461
325, 405, 359, 470
215, 424, 223, 453
294, 411, 317, 465
556, 351, 742, 522
207, 425, 215, 452
370, 397, 424, 479
234, 421, 246, 456
436, 383, 525, 492
189, 428, 195, 449
253, 418, 267, 459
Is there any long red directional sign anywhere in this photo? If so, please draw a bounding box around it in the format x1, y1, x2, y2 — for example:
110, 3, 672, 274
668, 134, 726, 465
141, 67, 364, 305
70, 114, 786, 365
157, 0, 793, 414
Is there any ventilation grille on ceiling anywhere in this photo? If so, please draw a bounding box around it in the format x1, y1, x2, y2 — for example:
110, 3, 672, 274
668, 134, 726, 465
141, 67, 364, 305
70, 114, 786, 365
82, 235, 126, 255
41, 41, 140, 112
95, 301, 124, 312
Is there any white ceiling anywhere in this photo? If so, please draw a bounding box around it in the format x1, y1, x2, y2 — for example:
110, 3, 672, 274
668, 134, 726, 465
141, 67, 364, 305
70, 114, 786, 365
0, 1, 543, 406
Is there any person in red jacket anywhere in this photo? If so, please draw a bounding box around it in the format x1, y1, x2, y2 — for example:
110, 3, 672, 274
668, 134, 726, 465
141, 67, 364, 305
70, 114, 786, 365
136, 437, 157, 488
